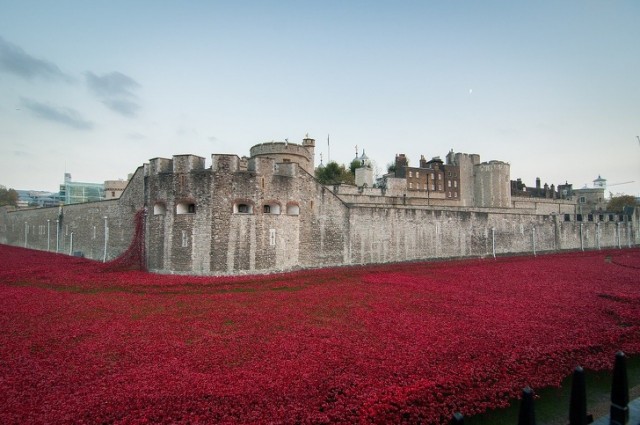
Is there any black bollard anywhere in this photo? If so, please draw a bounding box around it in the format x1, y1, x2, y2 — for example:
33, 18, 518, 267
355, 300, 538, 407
610, 351, 629, 425
518, 387, 536, 425
450, 411, 464, 424
569, 366, 593, 425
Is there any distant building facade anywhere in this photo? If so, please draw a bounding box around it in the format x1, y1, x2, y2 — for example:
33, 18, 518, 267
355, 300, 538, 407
104, 178, 130, 200
59, 173, 104, 205
15, 190, 59, 208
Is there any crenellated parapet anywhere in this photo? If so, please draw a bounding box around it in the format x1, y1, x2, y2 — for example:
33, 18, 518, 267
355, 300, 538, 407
249, 136, 315, 174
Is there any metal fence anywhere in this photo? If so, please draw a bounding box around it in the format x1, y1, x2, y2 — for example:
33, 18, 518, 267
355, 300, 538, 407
451, 352, 633, 425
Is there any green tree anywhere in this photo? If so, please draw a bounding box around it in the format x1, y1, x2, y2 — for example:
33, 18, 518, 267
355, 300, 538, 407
315, 162, 354, 185
349, 159, 362, 175
0, 185, 19, 207
606, 194, 638, 212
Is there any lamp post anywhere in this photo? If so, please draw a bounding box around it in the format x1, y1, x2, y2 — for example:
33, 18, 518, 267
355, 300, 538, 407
103, 216, 109, 262
24, 222, 28, 248
56, 219, 60, 253
47, 219, 51, 251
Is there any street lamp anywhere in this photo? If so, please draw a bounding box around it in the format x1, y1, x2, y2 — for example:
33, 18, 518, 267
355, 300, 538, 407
47, 219, 51, 251
24, 222, 28, 248
55, 219, 59, 253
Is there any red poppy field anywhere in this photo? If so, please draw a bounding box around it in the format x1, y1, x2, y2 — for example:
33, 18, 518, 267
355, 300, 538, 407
0, 244, 639, 424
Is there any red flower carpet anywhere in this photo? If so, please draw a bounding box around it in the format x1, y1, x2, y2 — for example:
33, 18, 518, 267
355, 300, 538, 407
0, 244, 639, 424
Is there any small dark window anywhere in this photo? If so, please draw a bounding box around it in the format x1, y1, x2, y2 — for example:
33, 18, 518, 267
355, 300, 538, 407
238, 204, 249, 213
564, 214, 571, 222
599, 214, 604, 222
177, 202, 195, 214
618, 214, 624, 222
263, 205, 271, 213
576, 214, 583, 222
587, 214, 593, 222
609, 214, 615, 222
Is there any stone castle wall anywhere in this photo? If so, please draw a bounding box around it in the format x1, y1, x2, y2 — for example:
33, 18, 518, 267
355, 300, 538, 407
1, 144, 637, 276
0, 166, 145, 260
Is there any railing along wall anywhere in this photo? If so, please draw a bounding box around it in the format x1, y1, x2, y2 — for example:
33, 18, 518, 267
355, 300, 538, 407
450, 352, 632, 425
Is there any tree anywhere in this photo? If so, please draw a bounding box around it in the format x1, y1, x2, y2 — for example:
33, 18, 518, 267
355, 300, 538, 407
349, 159, 362, 175
606, 194, 638, 212
0, 185, 19, 207
386, 163, 396, 174
315, 162, 355, 185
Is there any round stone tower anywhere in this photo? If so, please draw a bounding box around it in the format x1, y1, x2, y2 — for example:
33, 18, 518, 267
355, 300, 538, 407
249, 135, 315, 175
474, 160, 511, 208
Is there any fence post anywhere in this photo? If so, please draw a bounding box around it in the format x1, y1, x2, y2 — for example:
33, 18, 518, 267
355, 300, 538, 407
450, 412, 464, 424
492, 227, 496, 259
610, 351, 629, 425
518, 387, 536, 425
569, 366, 593, 425
532, 226, 537, 256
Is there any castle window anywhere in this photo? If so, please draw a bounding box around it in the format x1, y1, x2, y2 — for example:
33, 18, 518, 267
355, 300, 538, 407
154, 202, 167, 215
263, 203, 281, 214
599, 214, 604, 222
430, 173, 435, 181
609, 214, 615, 221
564, 214, 571, 222
577, 214, 583, 222
177, 202, 196, 214
579, 196, 586, 204
454, 192, 458, 198
409, 182, 413, 189
448, 192, 451, 198
416, 171, 419, 178
269, 229, 276, 246
448, 180, 451, 188
409, 171, 413, 178
588, 214, 594, 222
234, 203, 253, 214
287, 204, 300, 216
454, 181, 458, 188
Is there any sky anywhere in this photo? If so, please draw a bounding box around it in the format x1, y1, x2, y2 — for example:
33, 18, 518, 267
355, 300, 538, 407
1, 0, 639, 197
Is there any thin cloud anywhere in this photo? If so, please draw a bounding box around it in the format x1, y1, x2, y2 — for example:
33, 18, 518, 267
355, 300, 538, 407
12, 150, 32, 157
85, 71, 141, 117
21, 98, 93, 130
0, 37, 73, 82
127, 132, 146, 140
102, 98, 140, 117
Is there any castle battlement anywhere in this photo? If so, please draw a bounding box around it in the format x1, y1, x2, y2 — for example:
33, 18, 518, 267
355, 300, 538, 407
1, 139, 637, 277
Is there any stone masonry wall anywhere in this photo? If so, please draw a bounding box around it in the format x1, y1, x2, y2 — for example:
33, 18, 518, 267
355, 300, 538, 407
1, 166, 145, 261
